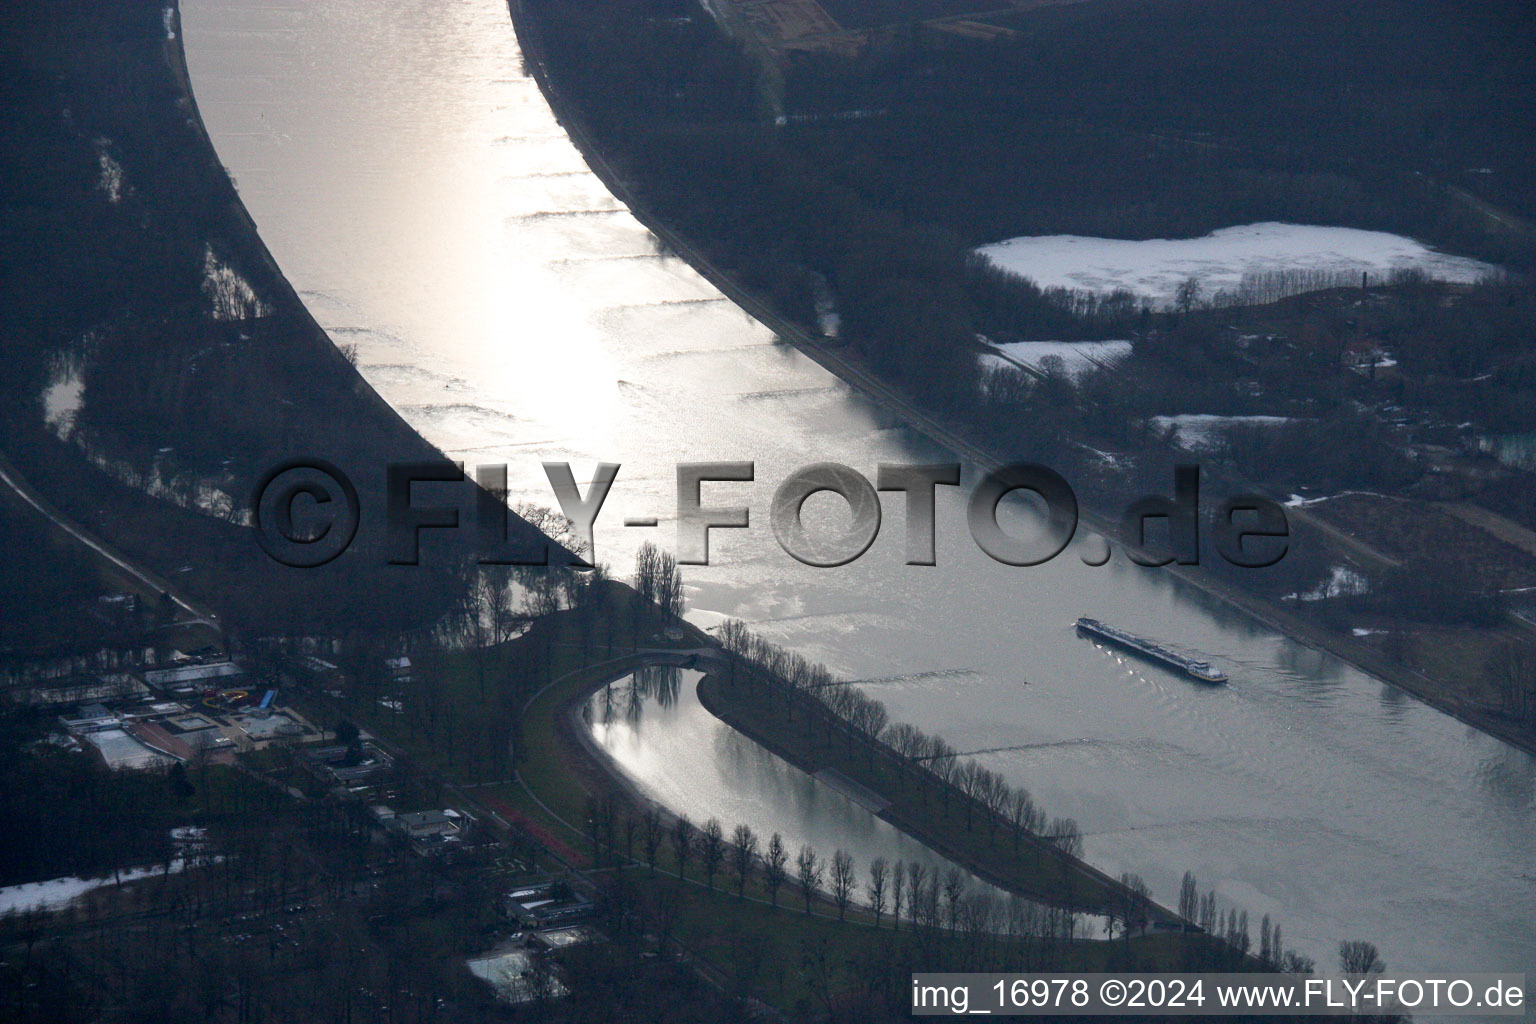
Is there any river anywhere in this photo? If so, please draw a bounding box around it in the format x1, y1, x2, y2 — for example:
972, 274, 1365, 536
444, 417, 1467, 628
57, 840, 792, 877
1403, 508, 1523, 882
181, 0, 1535, 974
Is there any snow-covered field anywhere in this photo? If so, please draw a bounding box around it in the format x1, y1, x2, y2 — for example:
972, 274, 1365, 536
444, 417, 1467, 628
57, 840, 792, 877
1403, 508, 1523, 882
1149, 413, 1292, 451
981, 339, 1132, 379
975, 222, 1499, 307
0, 863, 186, 916
0, 829, 212, 916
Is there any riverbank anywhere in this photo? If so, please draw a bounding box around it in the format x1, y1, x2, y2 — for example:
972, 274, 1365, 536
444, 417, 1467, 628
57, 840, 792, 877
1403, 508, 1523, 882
693, 666, 1171, 926
507, 0, 1536, 761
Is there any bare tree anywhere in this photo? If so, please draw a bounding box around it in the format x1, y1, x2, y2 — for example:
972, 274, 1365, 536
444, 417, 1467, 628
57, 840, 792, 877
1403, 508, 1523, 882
634, 541, 684, 619
1199, 891, 1218, 933
1176, 275, 1204, 315
1223, 909, 1251, 955
928, 741, 959, 813
1115, 872, 1152, 940
943, 867, 966, 930
980, 768, 1010, 836
729, 823, 759, 899
699, 818, 725, 890
622, 813, 638, 863
641, 808, 663, 872
1339, 940, 1384, 976
763, 833, 788, 908
884, 723, 926, 790
959, 891, 998, 952
1178, 871, 1198, 922
868, 857, 888, 928
922, 873, 943, 932
796, 845, 823, 914
670, 815, 693, 878
906, 862, 928, 930
830, 850, 856, 921
956, 761, 980, 830
1280, 949, 1315, 975
1045, 817, 1083, 858
891, 860, 906, 932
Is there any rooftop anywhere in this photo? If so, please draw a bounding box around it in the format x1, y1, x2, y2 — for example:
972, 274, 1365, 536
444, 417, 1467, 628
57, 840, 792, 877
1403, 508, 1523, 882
85, 728, 176, 771
143, 661, 242, 687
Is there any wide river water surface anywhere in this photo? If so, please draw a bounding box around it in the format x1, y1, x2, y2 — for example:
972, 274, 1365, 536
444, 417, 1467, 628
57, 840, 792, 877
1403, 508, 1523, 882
181, 0, 1536, 975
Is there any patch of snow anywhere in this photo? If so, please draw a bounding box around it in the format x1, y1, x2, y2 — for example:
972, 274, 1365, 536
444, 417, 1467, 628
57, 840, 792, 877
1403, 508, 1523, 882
1149, 414, 1292, 451
1352, 628, 1386, 637
975, 222, 1500, 308
986, 339, 1132, 379
95, 147, 127, 203
1300, 566, 1371, 602
202, 244, 271, 321
42, 359, 84, 439
1077, 445, 1124, 467
0, 861, 194, 916
1284, 489, 1394, 508
812, 275, 841, 339
467, 947, 566, 1004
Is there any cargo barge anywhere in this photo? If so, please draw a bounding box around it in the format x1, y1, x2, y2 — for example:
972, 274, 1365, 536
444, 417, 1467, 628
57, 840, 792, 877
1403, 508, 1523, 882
1075, 618, 1227, 684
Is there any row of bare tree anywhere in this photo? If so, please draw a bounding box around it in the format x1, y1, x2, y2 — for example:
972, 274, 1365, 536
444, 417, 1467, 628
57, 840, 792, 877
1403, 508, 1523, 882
713, 618, 1086, 859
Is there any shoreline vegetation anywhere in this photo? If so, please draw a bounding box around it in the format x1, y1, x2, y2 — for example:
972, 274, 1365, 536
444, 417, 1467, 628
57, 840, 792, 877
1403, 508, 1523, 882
507, 0, 1536, 758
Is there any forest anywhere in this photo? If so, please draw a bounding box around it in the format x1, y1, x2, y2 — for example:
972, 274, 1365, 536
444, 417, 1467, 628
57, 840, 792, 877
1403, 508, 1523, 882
522, 0, 1536, 440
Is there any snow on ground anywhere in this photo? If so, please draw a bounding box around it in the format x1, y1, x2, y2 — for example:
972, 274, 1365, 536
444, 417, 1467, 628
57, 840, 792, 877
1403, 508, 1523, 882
467, 947, 565, 1004
1299, 566, 1371, 602
985, 339, 1132, 379
0, 863, 188, 916
0, 826, 219, 916
976, 354, 1031, 397
1149, 414, 1292, 451
1283, 489, 1393, 508
975, 222, 1499, 307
